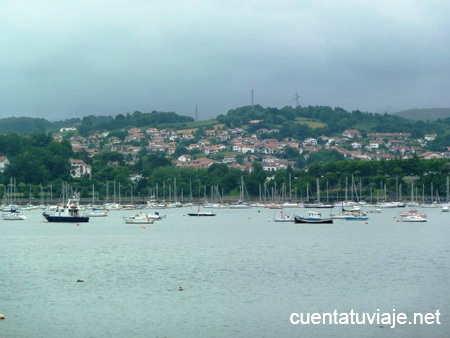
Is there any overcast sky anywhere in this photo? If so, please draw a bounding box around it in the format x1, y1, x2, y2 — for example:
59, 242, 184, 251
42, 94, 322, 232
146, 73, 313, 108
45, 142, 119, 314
1, 0, 449, 121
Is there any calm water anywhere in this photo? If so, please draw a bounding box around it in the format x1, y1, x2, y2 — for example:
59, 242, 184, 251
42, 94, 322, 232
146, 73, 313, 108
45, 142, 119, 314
0, 206, 449, 338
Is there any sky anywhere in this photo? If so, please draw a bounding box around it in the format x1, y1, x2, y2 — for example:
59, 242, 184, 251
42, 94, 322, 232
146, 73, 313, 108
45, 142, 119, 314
1, 0, 450, 121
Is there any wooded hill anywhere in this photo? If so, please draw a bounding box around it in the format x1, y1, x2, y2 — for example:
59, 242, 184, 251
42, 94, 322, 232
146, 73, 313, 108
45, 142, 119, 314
2, 105, 450, 139
391, 108, 450, 121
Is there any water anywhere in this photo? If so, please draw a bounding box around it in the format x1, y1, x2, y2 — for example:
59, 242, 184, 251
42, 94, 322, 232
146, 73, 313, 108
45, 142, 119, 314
1, 207, 449, 337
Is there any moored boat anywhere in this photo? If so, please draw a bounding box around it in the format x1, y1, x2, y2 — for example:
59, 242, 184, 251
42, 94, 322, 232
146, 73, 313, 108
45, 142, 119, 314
187, 211, 216, 216
273, 210, 294, 222
294, 211, 333, 224
42, 194, 89, 223
124, 212, 154, 224
2, 208, 27, 220
86, 209, 109, 217
399, 209, 427, 222
187, 208, 216, 216
344, 213, 369, 221
401, 215, 427, 222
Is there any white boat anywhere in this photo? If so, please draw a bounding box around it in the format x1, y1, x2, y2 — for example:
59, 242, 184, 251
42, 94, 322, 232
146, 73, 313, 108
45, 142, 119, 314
86, 209, 109, 217
399, 209, 427, 222
147, 202, 168, 209
2, 208, 27, 220
203, 202, 228, 209
21, 204, 39, 211
378, 201, 405, 208
273, 210, 294, 222
401, 215, 427, 222
442, 204, 450, 212
229, 200, 251, 209
147, 211, 164, 220
104, 203, 122, 210
124, 212, 154, 224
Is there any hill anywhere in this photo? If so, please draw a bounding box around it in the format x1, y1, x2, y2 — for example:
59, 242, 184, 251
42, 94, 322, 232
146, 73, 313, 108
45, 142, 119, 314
391, 108, 450, 121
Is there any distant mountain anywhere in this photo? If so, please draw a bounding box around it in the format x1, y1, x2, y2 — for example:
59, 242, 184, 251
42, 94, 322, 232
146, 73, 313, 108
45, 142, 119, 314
391, 108, 450, 121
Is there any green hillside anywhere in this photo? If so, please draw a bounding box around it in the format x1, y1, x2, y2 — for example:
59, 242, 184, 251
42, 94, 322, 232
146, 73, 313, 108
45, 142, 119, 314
392, 108, 450, 121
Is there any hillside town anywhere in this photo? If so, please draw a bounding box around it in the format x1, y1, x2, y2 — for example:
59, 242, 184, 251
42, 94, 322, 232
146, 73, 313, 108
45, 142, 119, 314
39, 125, 447, 179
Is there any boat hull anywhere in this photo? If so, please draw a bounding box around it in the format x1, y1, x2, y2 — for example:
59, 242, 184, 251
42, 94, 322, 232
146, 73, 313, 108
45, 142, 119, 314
345, 217, 369, 221
294, 216, 333, 224
187, 212, 216, 216
43, 213, 89, 223
125, 220, 154, 224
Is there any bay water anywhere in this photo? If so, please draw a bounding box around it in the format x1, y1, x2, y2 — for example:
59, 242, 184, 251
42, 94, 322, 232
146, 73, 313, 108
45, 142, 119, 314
1, 206, 449, 337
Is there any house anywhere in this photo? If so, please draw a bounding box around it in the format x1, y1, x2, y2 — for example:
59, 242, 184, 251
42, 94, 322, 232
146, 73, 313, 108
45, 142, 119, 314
351, 142, 362, 150
343, 129, 361, 138
130, 174, 144, 182
444, 147, 450, 158
178, 154, 192, 163
418, 151, 444, 159
70, 159, 92, 178
304, 138, 318, 146
0, 156, 9, 173
424, 134, 437, 142
188, 158, 217, 168
60, 127, 77, 132
369, 140, 384, 149
222, 155, 237, 163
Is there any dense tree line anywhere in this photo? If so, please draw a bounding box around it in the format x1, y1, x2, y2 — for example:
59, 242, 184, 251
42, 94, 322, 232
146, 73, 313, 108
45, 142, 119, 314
217, 105, 449, 139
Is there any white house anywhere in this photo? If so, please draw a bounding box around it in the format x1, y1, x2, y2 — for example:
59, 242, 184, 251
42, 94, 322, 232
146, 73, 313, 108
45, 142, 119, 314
70, 159, 92, 178
130, 174, 144, 182
304, 138, 317, 146
369, 140, 384, 149
351, 142, 362, 150
177, 154, 192, 163
60, 127, 77, 132
0, 156, 9, 173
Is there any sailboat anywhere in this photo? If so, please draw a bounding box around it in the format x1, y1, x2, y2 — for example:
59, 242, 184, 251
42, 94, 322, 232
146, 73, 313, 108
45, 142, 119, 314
188, 182, 216, 216
303, 178, 334, 208
229, 176, 251, 209
86, 184, 109, 217
2, 178, 26, 220
187, 206, 216, 217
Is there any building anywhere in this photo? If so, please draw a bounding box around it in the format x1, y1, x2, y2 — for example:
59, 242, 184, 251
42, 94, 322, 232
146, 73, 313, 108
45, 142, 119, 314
0, 156, 9, 173
70, 159, 92, 178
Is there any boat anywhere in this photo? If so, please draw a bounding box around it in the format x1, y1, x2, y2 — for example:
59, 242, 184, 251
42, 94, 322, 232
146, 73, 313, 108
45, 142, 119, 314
273, 210, 294, 222
294, 211, 333, 224
187, 207, 216, 216
401, 214, 427, 222
124, 212, 154, 224
86, 208, 109, 217
2, 208, 27, 220
377, 201, 405, 208
344, 213, 369, 221
147, 211, 164, 220
399, 209, 427, 222
42, 194, 89, 223
303, 202, 334, 208
331, 203, 367, 220
187, 211, 216, 216
229, 176, 251, 209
